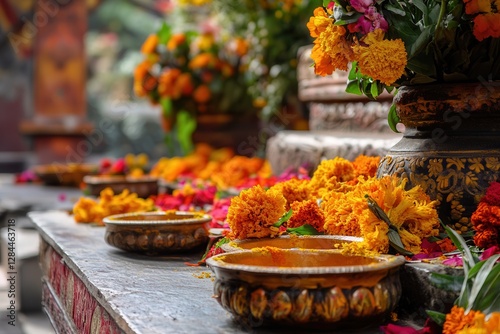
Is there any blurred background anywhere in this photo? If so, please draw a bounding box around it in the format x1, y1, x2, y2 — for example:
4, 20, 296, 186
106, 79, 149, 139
0, 0, 315, 173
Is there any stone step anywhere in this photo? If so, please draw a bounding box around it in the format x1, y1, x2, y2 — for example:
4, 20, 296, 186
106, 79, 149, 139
266, 130, 402, 175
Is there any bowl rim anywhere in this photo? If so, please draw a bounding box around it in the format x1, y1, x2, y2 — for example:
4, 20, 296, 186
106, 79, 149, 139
103, 210, 212, 226
220, 234, 364, 252
206, 249, 405, 275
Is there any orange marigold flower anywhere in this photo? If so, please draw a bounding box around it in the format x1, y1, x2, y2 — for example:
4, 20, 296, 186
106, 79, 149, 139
310, 43, 337, 76
167, 33, 186, 51
352, 29, 407, 86
471, 13, 500, 41
227, 185, 286, 239
141, 34, 159, 54
484, 312, 500, 333
189, 53, 217, 69
287, 199, 325, 233
443, 306, 483, 334
309, 157, 356, 199
307, 7, 332, 38
352, 155, 381, 178
158, 68, 182, 98
230, 37, 249, 57
312, 24, 354, 74
193, 84, 211, 104
270, 178, 312, 210
471, 201, 500, 248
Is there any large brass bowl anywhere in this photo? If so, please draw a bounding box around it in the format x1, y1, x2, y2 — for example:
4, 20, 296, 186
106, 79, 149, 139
221, 235, 363, 252
103, 211, 211, 254
206, 248, 405, 330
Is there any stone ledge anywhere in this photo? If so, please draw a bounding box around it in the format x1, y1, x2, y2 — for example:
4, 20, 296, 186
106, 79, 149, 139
266, 130, 402, 175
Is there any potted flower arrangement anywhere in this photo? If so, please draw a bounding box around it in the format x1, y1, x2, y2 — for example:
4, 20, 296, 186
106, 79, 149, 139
134, 16, 258, 155
213, 0, 318, 127
307, 0, 500, 230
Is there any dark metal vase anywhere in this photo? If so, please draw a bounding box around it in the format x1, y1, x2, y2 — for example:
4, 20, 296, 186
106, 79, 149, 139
377, 82, 500, 231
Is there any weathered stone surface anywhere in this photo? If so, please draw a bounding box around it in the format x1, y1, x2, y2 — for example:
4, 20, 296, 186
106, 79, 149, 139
398, 262, 461, 323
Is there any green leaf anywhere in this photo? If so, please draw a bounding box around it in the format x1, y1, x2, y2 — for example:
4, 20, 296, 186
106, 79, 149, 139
388, 229, 414, 257
346, 80, 362, 95
160, 97, 173, 118
426, 310, 446, 326
157, 22, 171, 45
385, 4, 406, 16
175, 110, 196, 156
365, 194, 413, 256
365, 195, 392, 226
215, 237, 230, 248
388, 103, 400, 133
273, 209, 293, 227
466, 254, 500, 312
287, 224, 323, 236
429, 272, 464, 292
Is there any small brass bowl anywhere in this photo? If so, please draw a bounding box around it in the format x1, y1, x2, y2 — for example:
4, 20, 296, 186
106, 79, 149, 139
84, 175, 159, 198
221, 235, 363, 252
103, 211, 211, 254
206, 248, 405, 330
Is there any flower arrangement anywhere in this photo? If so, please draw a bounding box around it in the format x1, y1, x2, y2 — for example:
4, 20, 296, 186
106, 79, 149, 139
224, 155, 441, 256
134, 18, 257, 154
308, 0, 500, 130
213, 0, 318, 122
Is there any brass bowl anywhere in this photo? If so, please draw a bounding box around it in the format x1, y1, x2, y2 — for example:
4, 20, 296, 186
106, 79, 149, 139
221, 235, 363, 252
103, 211, 211, 254
34, 163, 98, 187
206, 248, 405, 330
83, 175, 158, 198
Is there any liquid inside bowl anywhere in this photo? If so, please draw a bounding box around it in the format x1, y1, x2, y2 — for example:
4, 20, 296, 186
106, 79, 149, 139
226, 235, 362, 251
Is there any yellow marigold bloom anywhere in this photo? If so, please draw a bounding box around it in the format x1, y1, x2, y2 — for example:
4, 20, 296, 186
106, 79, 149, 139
287, 199, 325, 233
141, 34, 158, 54
227, 185, 286, 239
444, 306, 484, 334
73, 188, 154, 225
307, 7, 332, 38
257, 161, 273, 179
323, 175, 439, 254
353, 29, 407, 86
194, 33, 215, 52
167, 33, 186, 51
309, 157, 356, 199
270, 178, 311, 210
312, 24, 353, 74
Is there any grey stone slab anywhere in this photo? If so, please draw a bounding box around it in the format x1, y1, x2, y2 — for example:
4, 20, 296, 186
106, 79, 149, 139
28, 210, 388, 334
